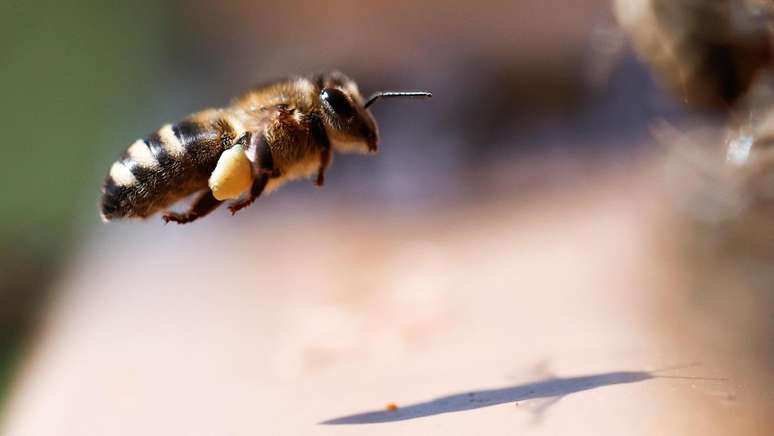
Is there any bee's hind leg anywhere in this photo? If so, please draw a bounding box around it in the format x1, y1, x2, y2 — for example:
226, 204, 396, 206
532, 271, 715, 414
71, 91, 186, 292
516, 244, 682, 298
229, 132, 278, 215
228, 174, 269, 215
162, 190, 223, 224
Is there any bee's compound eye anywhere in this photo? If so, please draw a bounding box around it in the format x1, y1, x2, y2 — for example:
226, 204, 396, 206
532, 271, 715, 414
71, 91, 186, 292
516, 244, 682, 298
320, 88, 354, 117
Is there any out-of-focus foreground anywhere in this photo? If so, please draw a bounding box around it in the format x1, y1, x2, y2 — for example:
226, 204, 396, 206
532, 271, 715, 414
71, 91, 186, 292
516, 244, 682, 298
0, 1, 771, 435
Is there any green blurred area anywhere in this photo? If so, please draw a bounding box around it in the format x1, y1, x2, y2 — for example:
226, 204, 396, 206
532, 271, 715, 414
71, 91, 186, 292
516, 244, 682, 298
0, 0, 170, 402
0, 336, 23, 400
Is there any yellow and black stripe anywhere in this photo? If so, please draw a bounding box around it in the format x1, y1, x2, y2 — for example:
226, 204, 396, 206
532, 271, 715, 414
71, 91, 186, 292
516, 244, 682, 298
100, 112, 244, 220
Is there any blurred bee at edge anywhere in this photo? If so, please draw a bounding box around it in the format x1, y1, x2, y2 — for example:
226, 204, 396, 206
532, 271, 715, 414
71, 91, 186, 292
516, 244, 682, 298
615, 0, 773, 109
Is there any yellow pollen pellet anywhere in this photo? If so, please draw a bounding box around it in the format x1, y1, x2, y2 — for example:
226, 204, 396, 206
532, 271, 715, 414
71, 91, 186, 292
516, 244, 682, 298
208, 144, 253, 200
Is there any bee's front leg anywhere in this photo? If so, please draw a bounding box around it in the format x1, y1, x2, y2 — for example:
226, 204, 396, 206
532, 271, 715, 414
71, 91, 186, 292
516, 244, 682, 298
309, 113, 331, 186
316, 146, 331, 187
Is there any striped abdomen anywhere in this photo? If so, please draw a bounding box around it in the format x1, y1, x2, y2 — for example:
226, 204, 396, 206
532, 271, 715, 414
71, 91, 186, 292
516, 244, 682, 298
100, 111, 245, 220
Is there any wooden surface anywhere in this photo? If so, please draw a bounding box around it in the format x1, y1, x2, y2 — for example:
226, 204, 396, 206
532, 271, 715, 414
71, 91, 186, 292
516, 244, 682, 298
1, 164, 769, 436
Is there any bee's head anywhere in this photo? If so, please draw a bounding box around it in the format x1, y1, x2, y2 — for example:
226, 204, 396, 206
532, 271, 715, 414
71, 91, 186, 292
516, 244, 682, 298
316, 72, 379, 153
315, 71, 431, 154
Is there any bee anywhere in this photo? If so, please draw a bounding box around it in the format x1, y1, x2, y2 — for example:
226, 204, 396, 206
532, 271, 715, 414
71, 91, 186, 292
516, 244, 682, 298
614, 0, 772, 108
99, 71, 431, 224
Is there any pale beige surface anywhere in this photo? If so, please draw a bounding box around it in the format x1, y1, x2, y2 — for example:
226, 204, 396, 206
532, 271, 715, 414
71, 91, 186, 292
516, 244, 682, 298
0, 169, 763, 436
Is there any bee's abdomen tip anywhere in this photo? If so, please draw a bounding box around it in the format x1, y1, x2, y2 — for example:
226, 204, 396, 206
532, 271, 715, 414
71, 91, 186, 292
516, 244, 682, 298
99, 177, 130, 221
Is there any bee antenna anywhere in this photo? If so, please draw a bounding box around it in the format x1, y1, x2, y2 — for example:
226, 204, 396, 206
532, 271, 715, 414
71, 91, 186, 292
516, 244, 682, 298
364, 91, 432, 109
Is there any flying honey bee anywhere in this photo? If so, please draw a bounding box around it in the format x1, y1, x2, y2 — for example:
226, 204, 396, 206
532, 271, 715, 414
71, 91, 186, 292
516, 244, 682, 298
614, 0, 772, 108
100, 71, 431, 224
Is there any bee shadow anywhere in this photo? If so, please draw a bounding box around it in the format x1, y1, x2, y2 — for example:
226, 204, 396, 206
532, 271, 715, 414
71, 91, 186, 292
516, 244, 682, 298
320, 370, 655, 425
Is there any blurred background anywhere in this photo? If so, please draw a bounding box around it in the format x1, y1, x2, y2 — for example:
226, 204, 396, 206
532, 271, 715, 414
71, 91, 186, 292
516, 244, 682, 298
0, 0, 771, 435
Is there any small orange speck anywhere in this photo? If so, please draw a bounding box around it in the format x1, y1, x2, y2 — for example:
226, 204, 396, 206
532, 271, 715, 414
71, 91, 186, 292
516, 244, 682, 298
386, 403, 398, 411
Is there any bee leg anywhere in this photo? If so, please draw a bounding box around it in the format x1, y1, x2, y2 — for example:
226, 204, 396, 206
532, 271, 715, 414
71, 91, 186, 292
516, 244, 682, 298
316, 146, 331, 186
228, 173, 268, 215
162, 190, 223, 224
229, 133, 277, 215
244, 131, 281, 177
309, 113, 331, 186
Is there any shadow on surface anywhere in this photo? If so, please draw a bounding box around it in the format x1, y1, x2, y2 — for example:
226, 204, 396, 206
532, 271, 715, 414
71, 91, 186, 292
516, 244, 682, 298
321, 370, 655, 424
